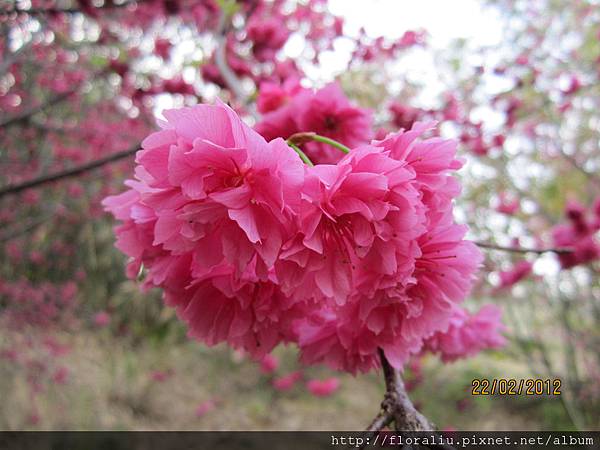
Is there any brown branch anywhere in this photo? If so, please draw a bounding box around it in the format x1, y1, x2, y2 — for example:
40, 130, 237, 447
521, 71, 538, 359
0, 211, 53, 242
366, 349, 434, 432
0, 0, 138, 17
365, 409, 393, 433
214, 5, 258, 120
475, 241, 573, 255
378, 348, 434, 431
0, 89, 76, 128
0, 143, 139, 198
363, 350, 455, 450
560, 149, 600, 190
0, 39, 34, 75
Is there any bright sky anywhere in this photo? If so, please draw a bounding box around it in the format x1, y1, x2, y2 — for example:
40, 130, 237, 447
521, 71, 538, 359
328, 0, 503, 47
286, 0, 506, 107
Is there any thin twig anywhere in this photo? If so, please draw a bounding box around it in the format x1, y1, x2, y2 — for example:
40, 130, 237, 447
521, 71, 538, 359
0, 0, 137, 17
475, 241, 572, 255
365, 410, 393, 432
214, 6, 258, 120
0, 143, 139, 198
559, 149, 600, 189
0, 38, 34, 75
0, 210, 54, 242
0, 89, 76, 128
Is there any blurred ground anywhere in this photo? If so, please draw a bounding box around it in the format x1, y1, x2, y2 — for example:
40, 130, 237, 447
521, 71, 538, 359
0, 329, 572, 431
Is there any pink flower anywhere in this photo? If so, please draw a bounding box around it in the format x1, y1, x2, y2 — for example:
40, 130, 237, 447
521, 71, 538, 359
272, 371, 302, 391
496, 193, 519, 215
552, 200, 600, 268
246, 15, 290, 62
424, 305, 506, 362
294, 84, 373, 163
497, 260, 533, 289
93, 311, 111, 327
154, 38, 171, 59
104, 104, 482, 374
306, 377, 340, 397
255, 82, 372, 164
43, 336, 71, 357
27, 411, 41, 426
396, 30, 426, 48
563, 75, 582, 95
257, 78, 305, 114
164, 265, 302, 358
103, 101, 306, 357
294, 123, 483, 373
388, 102, 423, 130
276, 145, 422, 305
195, 399, 217, 417
150, 369, 174, 382
260, 354, 279, 374
52, 366, 69, 384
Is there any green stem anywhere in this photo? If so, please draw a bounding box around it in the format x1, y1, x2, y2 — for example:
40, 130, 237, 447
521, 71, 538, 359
310, 134, 350, 154
287, 141, 314, 167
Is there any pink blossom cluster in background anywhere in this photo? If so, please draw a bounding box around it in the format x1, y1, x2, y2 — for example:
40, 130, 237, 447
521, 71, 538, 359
258, 353, 340, 397
423, 305, 506, 362
255, 82, 373, 164
552, 200, 600, 268
497, 260, 534, 290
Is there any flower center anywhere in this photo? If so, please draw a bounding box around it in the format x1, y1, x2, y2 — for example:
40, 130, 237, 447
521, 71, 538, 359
324, 115, 338, 132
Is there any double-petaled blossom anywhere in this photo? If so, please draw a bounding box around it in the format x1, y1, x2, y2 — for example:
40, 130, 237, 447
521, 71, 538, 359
292, 123, 483, 373
105, 104, 487, 373
423, 305, 506, 362
255, 82, 372, 164
275, 145, 423, 305
256, 77, 306, 114
246, 14, 291, 63
103, 101, 306, 357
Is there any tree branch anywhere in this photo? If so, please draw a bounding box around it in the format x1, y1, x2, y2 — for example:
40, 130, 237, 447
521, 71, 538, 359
366, 349, 434, 432
0, 0, 137, 17
214, 6, 258, 120
378, 348, 434, 431
474, 241, 572, 255
364, 350, 455, 449
0, 89, 76, 128
560, 150, 600, 190
0, 39, 34, 75
0, 143, 139, 198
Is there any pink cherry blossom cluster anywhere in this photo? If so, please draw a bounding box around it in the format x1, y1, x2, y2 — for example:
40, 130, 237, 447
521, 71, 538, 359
552, 200, 600, 269
258, 353, 340, 396
423, 305, 506, 363
103, 95, 503, 374
497, 260, 534, 290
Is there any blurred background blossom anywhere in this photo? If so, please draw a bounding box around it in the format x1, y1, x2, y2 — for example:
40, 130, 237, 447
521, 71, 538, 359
0, 0, 598, 430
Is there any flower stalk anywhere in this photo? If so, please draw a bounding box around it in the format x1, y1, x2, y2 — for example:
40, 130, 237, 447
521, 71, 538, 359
287, 141, 315, 167
287, 132, 351, 154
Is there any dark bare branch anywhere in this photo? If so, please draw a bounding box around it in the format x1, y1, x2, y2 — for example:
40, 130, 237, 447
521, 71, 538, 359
214, 5, 258, 119
378, 348, 434, 431
475, 241, 573, 255
0, 143, 139, 198
0, 89, 76, 128
0, 0, 137, 17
